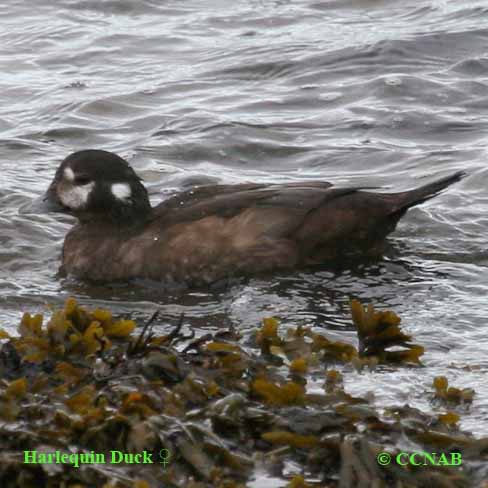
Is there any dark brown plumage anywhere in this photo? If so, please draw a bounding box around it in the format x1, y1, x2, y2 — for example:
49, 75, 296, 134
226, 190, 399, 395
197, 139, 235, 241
29, 149, 464, 285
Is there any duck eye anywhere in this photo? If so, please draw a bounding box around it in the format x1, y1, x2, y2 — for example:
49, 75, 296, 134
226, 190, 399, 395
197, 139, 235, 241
74, 175, 91, 186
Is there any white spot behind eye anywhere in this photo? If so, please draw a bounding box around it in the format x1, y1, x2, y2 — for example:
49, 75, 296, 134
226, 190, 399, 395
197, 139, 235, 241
64, 167, 75, 182
111, 183, 132, 201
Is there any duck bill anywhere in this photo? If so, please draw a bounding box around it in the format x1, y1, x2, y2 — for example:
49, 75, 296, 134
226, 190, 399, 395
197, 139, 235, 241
19, 188, 66, 214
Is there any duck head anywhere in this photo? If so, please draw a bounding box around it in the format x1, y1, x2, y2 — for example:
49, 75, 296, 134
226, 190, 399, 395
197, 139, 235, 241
31, 150, 152, 225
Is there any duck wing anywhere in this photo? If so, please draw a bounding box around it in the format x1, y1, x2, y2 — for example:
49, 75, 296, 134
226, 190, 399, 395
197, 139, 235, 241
152, 181, 364, 227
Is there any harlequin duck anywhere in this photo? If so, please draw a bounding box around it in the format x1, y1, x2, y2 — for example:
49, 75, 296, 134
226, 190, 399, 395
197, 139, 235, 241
27, 150, 464, 286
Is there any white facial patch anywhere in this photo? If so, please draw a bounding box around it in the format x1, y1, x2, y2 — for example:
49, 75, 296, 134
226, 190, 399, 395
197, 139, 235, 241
111, 183, 132, 201
64, 167, 75, 182
59, 181, 95, 210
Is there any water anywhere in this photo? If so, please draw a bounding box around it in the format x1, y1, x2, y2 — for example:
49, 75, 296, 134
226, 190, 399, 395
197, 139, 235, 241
1, 0, 488, 441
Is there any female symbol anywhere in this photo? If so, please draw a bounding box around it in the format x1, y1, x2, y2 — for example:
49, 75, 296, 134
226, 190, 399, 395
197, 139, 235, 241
159, 448, 171, 468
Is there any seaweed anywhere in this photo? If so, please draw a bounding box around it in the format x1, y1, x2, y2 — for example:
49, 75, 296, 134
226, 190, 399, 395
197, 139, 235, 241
351, 299, 424, 365
0, 298, 485, 487
433, 376, 475, 405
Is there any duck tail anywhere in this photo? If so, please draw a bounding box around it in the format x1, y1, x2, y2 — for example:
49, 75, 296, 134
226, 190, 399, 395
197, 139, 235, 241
391, 170, 465, 213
